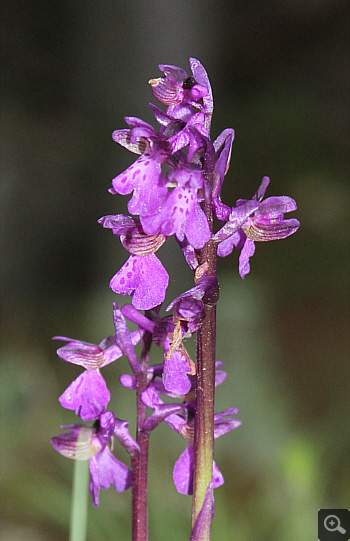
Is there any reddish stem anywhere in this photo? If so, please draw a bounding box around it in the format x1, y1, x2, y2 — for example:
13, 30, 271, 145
131, 329, 152, 541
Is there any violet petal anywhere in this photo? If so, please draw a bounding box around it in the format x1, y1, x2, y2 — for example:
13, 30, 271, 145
59, 370, 110, 422
89, 447, 132, 507
110, 254, 169, 311
173, 445, 194, 495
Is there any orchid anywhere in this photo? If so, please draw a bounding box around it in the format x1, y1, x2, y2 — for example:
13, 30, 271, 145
51, 412, 132, 507
51, 58, 299, 540
215, 176, 300, 278
53, 304, 143, 421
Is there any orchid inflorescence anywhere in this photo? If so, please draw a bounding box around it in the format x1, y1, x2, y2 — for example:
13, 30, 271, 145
51, 58, 299, 540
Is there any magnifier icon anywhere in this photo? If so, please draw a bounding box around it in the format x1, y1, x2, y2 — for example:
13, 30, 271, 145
324, 515, 346, 534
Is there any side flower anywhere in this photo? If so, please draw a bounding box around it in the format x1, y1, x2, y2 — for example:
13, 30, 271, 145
140, 364, 241, 495
54, 306, 143, 421
51, 412, 132, 507
214, 176, 300, 278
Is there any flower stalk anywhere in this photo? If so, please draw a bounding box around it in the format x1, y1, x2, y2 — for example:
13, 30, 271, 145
192, 200, 217, 536
50, 58, 299, 541
132, 328, 152, 541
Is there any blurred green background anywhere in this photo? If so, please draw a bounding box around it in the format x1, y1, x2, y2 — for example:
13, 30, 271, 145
1, 1, 349, 540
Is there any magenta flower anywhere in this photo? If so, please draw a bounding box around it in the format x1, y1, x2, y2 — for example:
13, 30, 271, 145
110, 117, 169, 216
141, 368, 241, 495
215, 176, 300, 278
109, 253, 169, 311
51, 412, 132, 507
148, 60, 210, 119
54, 310, 143, 421
141, 162, 210, 249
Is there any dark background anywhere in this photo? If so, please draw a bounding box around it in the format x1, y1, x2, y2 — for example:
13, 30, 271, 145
1, 1, 349, 540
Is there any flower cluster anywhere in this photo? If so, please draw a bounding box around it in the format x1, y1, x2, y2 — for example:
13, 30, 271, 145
51, 58, 299, 534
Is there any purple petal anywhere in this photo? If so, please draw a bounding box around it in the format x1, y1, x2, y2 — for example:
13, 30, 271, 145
177, 238, 199, 270
141, 385, 163, 408
214, 199, 258, 244
111, 155, 167, 216
189, 58, 213, 120
217, 235, 235, 257
149, 103, 174, 127
53, 338, 104, 369
120, 373, 136, 389
173, 445, 194, 495
255, 176, 270, 201
112, 303, 141, 374
97, 411, 116, 448
248, 216, 300, 241
51, 425, 99, 460
98, 214, 138, 235
163, 350, 192, 395
214, 408, 242, 439
89, 447, 132, 507
141, 385, 187, 433
212, 128, 235, 202
141, 403, 186, 434
158, 64, 188, 82
215, 369, 227, 387
166, 275, 219, 312
59, 370, 110, 422
121, 304, 156, 333
239, 238, 255, 279
110, 254, 169, 311
111, 129, 143, 155
257, 195, 297, 215
142, 185, 210, 249
113, 419, 139, 455
212, 198, 231, 222
185, 197, 211, 249
124, 116, 155, 130
212, 460, 224, 488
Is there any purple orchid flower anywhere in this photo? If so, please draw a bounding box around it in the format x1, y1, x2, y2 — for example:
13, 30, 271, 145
99, 214, 169, 310
150, 58, 213, 130
214, 176, 300, 278
98, 214, 166, 256
109, 253, 169, 311
140, 162, 210, 249
119, 274, 218, 396
54, 308, 143, 421
110, 117, 170, 217
140, 367, 241, 495
51, 412, 132, 507
148, 61, 209, 120
119, 302, 193, 396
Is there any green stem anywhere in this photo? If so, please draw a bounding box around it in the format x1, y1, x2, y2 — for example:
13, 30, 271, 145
69, 458, 89, 541
191, 201, 217, 539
